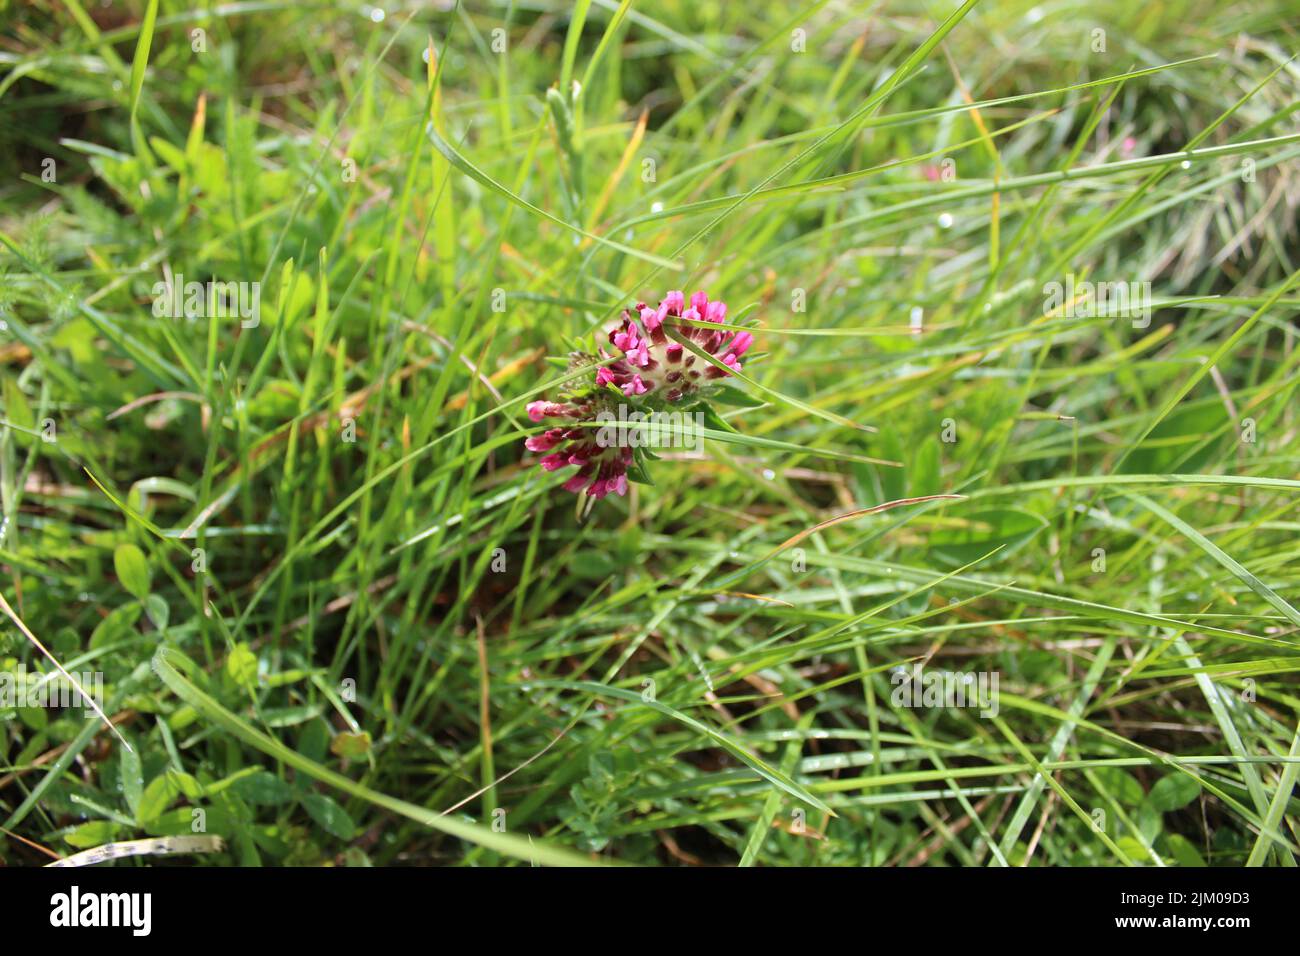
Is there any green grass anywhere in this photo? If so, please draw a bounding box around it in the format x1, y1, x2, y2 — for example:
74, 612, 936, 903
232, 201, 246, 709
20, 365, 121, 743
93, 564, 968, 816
0, 0, 1298, 867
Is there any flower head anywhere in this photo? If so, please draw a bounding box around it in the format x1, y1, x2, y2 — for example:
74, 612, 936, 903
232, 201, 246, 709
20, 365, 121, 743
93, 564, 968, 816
594, 290, 751, 403
523, 290, 755, 499
524, 395, 634, 499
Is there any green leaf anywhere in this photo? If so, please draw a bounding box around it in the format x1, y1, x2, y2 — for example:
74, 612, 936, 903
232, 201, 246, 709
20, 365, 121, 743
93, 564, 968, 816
1116, 836, 1152, 864
113, 543, 151, 600
18, 705, 46, 731
233, 770, 295, 806
1137, 803, 1163, 842
143, 594, 169, 631
65, 821, 120, 848
330, 731, 372, 760
1165, 833, 1207, 867
225, 643, 259, 690
1092, 767, 1144, 805
144, 806, 235, 838
137, 773, 179, 825
1147, 773, 1201, 813
696, 401, 738, 434
571, 551, 618, 580
301, 793, 356, 841
626, 460, 654, 486
708, 385, 764, 408
170, 770, 204, 800
928, 508, 1048, 567
2, 376, 34, 431
90, 602, 143, 650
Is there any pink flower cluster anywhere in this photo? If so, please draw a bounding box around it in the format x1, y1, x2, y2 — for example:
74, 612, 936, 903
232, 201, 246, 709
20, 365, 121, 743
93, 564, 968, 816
594, 290, 752, 402
524, 396, 633, 499
524, 291, 754, 499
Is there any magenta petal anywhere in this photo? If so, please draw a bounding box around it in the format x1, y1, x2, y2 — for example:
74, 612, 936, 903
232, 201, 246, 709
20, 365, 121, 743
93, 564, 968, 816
525, 435, 555, 452
539, 453, 568, 471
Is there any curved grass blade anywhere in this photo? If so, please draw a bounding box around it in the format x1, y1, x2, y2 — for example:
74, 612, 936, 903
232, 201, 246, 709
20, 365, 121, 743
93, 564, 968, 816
427, 126, 683, 271
151, 647, 600, 866
1129, 493, 1300, 628
534, 680, 835, 816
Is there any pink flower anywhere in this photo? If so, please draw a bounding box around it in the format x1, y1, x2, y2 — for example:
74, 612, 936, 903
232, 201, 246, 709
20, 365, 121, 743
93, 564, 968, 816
523, 395, 634, 499
722, 330, 752, 359
522, 290, 758, 500
525, 428, 565, 452
594, 290, 755, 401
527, 400, 578, 422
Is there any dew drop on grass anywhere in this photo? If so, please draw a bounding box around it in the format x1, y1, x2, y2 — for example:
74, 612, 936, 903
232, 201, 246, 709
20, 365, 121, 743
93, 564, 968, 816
938, 212, 954, 228
762, 469, 775, 481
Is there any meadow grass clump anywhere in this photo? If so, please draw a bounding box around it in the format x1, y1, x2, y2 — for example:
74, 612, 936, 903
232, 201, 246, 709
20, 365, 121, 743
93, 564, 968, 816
0, 0, 1297, 868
